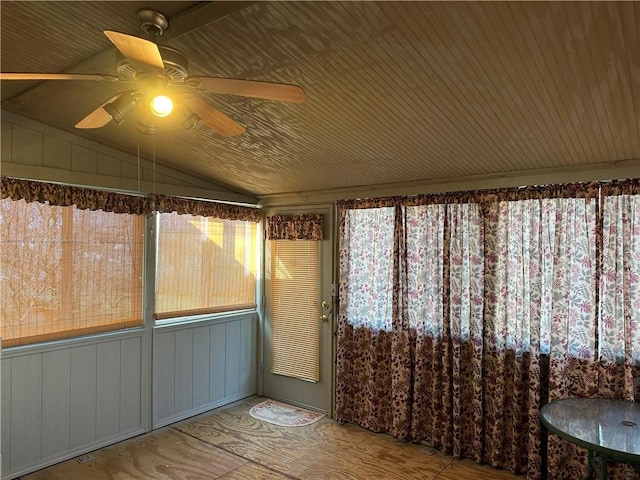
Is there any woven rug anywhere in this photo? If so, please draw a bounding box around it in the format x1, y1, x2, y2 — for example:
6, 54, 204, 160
249, 399, 325, 427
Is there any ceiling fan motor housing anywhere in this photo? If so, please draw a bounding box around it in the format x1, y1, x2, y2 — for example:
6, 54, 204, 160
116, 46, 189, 83
116, 10, 187, 83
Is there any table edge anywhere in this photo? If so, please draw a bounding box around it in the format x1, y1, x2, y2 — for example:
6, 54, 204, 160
540, 400, 640, 464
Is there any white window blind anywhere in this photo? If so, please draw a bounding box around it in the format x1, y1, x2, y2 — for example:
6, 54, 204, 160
268, 239, 319, 381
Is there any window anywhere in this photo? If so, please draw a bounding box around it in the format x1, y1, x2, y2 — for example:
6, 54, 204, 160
340, 197, 600, 356
341, 207, 395, 331
599, 193, 640, 364
155, 212, 258, 319
0, 198, 144, 347
483, 198, 597, 356
406, 204, 446, 336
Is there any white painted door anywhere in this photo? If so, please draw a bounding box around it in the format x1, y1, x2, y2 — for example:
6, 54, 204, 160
262, 204, 334, 415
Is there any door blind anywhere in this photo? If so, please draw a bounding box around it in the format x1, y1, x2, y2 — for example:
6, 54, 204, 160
268, 239, 319, 382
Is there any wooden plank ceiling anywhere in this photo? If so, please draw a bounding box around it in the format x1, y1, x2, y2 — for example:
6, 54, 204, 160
1, 1, 639, 198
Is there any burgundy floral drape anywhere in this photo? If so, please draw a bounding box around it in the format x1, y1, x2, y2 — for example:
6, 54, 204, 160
1, 176, 148, 214
266, 214, 324, 240
1, 177, 262, 222
154, 194, 261, 222
335, 179, 640, 480
483, 195, 601, 479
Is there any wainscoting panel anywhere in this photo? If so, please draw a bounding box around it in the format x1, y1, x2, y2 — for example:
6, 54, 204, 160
0, 356, 10, 477
152, 329, 175, 422
10, 354, 42, 470
69, 345, 97, 449
152, 313, 257, 428
210, 322, 227, 402
225, 320, 242, 397
174, 330, 194, 414
96, 341, 122, 440
41, 349, 71, 459
119, 337, 142, 433
1, 331, 146, 480
192, 326, 210, 409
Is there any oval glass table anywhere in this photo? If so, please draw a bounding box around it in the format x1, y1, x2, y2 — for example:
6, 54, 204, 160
540, 398, 640, 480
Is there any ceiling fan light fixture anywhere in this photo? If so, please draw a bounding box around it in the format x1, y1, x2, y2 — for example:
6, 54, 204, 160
150, 94, 173, 117
104, 92, 137, 125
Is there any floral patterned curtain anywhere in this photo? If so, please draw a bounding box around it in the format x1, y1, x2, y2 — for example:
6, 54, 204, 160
599, 181, 640, 401
266, 214, 324, 240
1, 176, 262, 222
335, 206, 398, 434
335, 179, 640, 480
483, 196, 600, 479
595, 182, 640, 480
1, 176, 148, 214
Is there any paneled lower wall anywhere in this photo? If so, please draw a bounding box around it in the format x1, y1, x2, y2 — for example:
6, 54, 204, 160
1, 330, 148, 479
153, 313, 257, 428
1, 312, 258, 480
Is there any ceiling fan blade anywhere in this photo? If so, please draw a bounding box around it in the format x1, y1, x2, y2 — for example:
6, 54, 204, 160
0, 73, 119, 81
183, 96, 245, 137
75, 93, 125, 129
103, 31, 165, 70
187, 77, 306, 103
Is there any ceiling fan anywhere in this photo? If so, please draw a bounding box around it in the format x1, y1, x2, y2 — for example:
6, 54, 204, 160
0, 9, 305, 137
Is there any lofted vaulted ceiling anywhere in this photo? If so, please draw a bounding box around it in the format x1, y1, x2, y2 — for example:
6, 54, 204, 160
1, 1, 639, 200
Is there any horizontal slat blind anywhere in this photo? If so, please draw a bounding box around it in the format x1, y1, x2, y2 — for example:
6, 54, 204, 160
155, 212, 257, 318
0, 198, 144, 347
268, 239, 319, 381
